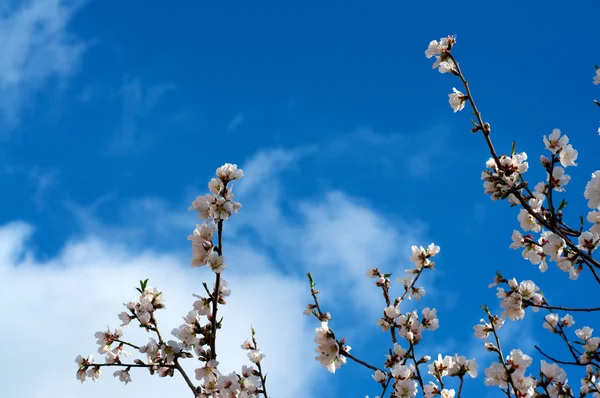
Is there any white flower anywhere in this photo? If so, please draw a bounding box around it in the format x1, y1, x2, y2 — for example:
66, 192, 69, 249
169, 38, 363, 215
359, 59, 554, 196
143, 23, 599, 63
542, 233, 565, 261
587, 211, 600, 234
76, 369, 87, 383
549, 166, 570, 191
543, 128, 568, 154
75, 354, 93, 366
509, 230, 524, 249
195, 359, 221, 382
449, 355, 477, 378
578, 231, 599, 251
86, 367, 101, 382
448, 88, 466, 112
583, 337, 600, 353
584, 171, 600, 209
118, 311, 132, 327
543, 313, 558, 332
394, 378, 418, 398
384, 305, 400, 319
425, 40, 443, 58
540, 360, 566, 383
189, 194, 213, 219
247, 349, 265, 364
372, 369, 387, 383
441, 389, 455, 398
207, 252, 226, 273
218, 372, 241, 394
509, 349, 532, 370
576, 326, 593, 340
561, 314, 575, 327
208, 178, 224, 195
518, 209, 541, 232
559, 144, 578, 167
423, 382, 440, 398
425, 36, 457, 74
113, 369, 132, 384
422, 307, 439, 331
594, 68, 600, 85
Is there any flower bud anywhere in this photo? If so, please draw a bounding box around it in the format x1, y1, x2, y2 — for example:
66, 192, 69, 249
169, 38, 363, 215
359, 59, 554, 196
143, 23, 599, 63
418, 355, 431, 364
484, 342, 499, 352
540, 155, 551, 168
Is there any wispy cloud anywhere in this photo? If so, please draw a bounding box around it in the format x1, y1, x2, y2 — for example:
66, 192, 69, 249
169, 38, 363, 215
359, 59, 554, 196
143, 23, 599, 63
0, 0, 86, 131
233, 148, 428, 314
26, 166, 60, 210
108, 78, 175, 155
62, 192, 194, 250
227, 112, 244, 132
0, 162, 60, 210
322, 125, 452, 178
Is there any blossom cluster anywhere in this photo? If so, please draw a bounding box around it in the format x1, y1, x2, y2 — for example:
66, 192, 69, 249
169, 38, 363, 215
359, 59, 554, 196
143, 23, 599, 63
481, 152, 529, 203
313, 320, 351, 374
425, 36, 457, 74
188, 163, 243, 270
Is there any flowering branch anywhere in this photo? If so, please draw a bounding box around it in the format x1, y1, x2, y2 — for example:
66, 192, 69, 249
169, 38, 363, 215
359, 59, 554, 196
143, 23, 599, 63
76, 164, 270, 397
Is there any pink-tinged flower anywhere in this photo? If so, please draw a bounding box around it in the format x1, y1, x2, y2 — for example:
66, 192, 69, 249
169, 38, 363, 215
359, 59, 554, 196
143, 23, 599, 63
578, 231, 599, 251
543, 128, 569, 154
594, 68, 600, 85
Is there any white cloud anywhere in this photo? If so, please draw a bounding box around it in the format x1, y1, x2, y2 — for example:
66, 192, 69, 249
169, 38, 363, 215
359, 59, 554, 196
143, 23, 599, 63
227, 112, 244, 132
108, 78, 175, 155
0, 0, 86, 130
0, 222, 319, 398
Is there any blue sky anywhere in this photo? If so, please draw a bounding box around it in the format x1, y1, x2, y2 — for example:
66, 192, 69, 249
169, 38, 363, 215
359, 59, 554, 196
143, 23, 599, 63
1, 0, 600, 397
